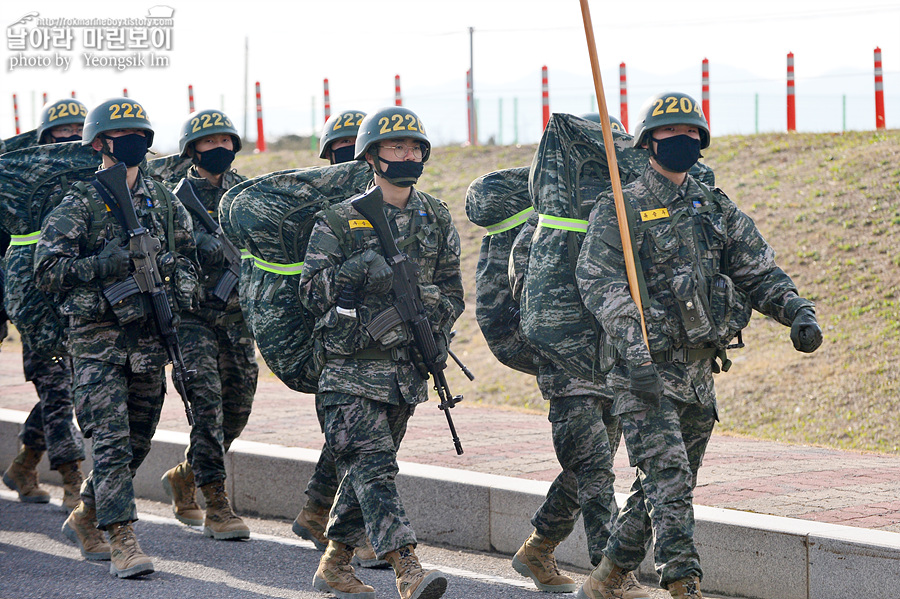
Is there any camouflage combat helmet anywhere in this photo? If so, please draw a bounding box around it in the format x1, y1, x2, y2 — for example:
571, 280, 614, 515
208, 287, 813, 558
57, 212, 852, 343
37, 98, 88, 141
179, 109, 242, 157
319, 109, 366, 159
579, 112, 626, 133
632, 91, 709, 149
354, 106, 431, 162
82, 97, 154, 146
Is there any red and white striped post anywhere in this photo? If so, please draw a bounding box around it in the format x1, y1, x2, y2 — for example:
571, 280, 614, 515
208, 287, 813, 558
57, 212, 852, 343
394, 75, 402, 106
323, 78, 331, 122
123, 87, 128, 98
702, 58, 710, 131
255, 81, 266, 153
466, 70, 474, 145
875, 47, 886, 130
619, 62, 629, 132
71, 91, 76, 98
188, 84, 195, 112
12, 94, 20, 134
541, 65, 550, 130
42, 92, 47, 105
786, 52, 796, 132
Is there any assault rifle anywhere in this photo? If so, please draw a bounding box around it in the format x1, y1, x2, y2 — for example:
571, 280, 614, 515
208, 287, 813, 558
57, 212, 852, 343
95, 163, 195, 425
172, 178, 241, 304
351, 187, 465, 455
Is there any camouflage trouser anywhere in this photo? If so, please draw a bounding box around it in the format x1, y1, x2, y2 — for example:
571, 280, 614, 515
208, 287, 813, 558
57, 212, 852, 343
304, 393, 339, 509
531, 395, 621, 566
605, 396, 716, 587
181, 316, 259, 487
19, 340, 85, 468
323, 394, 416, 557
72, 357, 165, 529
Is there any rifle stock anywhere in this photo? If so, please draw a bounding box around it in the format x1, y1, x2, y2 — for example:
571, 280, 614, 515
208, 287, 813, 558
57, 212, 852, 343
95, 163, 195, 425
173, 178, 241, 304
351, 187, 464, 454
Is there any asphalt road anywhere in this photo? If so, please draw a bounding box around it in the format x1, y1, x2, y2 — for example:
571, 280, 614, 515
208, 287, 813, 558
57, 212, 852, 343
0, 488, 745, 599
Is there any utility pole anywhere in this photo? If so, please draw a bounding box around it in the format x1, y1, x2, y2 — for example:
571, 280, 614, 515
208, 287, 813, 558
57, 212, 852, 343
469, 26, 477, 145
243, 37, 249, 142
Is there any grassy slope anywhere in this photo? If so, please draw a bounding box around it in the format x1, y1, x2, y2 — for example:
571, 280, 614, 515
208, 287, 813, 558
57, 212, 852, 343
233, 131, 900, 453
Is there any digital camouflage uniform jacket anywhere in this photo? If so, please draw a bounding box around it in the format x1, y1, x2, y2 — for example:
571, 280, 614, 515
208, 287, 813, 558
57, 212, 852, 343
300, 188, 464, 406
576, 166, 813, 414
34, 171, 199, 372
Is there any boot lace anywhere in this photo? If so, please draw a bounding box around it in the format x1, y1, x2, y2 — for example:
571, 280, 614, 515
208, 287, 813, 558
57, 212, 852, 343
536, 540, 562, 576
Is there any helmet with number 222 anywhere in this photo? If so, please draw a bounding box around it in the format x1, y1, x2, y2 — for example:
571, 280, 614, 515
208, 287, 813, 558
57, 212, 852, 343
82, 97, 154, 146
632, 91, 709, 150
354, 106, 430, 163
179, 109, 242, 156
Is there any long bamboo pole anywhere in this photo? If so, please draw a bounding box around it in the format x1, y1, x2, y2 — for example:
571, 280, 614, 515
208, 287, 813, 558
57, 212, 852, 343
578, 0, 649, 347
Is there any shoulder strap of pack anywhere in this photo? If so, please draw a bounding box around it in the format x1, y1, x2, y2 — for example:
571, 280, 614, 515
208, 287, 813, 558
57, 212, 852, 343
147, 178, 176, 254
322, 204, 352, 259
73, 180, 112, 252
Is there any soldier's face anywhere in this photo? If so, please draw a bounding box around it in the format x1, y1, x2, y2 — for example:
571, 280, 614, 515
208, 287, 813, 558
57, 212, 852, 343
91, 128, 145, 151
192, 133, 234, 154
646, 124, 700, 147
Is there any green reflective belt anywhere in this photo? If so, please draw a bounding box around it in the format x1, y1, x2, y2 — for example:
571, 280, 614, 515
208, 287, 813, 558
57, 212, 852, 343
251, 255, 303, 275
537, 214, 589, 233
10, 231, 41, 245
486, 207, 534, 235
651, 347, 717, 364
240, 249, 253, 260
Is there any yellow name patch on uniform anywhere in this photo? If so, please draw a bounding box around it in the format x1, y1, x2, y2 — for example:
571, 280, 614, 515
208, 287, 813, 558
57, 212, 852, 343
349, 219, 373, 230
640, 208, 670, 222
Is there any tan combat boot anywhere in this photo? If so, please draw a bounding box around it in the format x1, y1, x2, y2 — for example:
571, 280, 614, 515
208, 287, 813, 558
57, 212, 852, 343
61, 501, 111, 560
384, 544, 448, 599
3, 445, 50, 503
160, 460, 203, 526
667, 576, 703, 599
293, 499, 329, 550
312, 540, 376, 599
577, 556, 652, 599
511, 530, 578, 593
107, 522, 154, 578
352, 537, 391, 569
57, 460, 84, 511
199, 480, 250, 540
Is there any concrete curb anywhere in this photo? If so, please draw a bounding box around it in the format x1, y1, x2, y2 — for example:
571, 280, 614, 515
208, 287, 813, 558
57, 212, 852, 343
2, 409, 898, 599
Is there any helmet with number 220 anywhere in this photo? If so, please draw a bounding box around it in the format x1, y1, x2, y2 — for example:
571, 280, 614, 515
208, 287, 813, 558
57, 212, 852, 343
632, 91, 709, 150
37, 98, 88, 141
354, 106, 430, 163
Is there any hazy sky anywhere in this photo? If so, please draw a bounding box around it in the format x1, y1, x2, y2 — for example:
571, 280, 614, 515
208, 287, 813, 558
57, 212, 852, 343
2, 0, 898, 150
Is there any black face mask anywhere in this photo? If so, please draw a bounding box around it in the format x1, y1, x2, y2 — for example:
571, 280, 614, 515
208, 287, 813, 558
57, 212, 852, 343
51, 134, 82, 143
651, 134, 702, 173
194, 146, 236, 175
330, 145, 355, 165
103, 133, 148, 167
376, 157, 424, 188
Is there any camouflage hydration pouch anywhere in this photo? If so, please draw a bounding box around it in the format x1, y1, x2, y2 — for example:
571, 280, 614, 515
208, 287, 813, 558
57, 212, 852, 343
466, 167, 547, 375
0, 141, 100, 358
228, 161, 371, 393
521, 113, 716, 382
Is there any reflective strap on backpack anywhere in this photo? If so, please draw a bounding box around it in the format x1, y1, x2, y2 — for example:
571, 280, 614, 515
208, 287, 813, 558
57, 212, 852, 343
241, 249, 253, 260
251, 255, 304, 275
537, 213, 589, 233
486, 207, 534, 235
10, 231, 41, 245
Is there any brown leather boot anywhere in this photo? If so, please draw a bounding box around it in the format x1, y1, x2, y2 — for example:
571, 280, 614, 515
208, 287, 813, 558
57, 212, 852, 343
352, 537, 390, 569
61, 501, 111, 560
384, 544, 448, 599
312, 540, 375, 599
199, 480, 250, 540
667, 576, 703, 599
292, 499, 329, 550
57, 460, 83, 511
107, 522, 154, 578
3, 445, 50, 503
161, 460, 203, 526
511, 530, 578, 592
577, 556, 652, 599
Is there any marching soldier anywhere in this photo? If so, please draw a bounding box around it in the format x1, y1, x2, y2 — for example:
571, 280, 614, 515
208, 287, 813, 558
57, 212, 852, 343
159, 109, 257, 541
300, 106, 463, 599
34, 97, 200, 578
576, 91, 822, 599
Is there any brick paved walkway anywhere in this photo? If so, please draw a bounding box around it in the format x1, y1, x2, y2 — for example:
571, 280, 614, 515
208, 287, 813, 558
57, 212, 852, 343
3, 348, 898, 532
